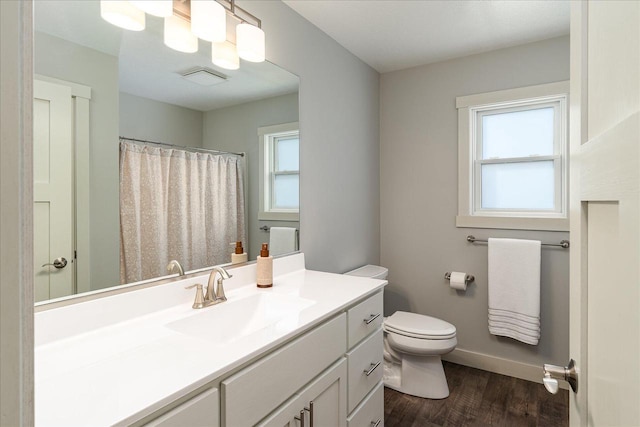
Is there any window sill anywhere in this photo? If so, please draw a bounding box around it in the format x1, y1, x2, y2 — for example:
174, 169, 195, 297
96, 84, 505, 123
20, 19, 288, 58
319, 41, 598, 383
258, 211, 299, 222
456, 215, 569, 232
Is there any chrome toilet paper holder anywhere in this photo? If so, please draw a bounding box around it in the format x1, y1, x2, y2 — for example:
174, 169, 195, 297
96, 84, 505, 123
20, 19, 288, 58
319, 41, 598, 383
444, 272, 475, 285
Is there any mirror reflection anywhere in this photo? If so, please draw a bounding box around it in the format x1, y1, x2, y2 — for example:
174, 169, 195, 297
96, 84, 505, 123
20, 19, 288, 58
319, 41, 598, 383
33, 0, 300, 303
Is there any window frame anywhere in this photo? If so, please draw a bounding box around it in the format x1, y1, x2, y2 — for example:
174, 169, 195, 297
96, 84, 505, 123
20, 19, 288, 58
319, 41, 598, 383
456, 81, 570, 231
258, 122, 300, 221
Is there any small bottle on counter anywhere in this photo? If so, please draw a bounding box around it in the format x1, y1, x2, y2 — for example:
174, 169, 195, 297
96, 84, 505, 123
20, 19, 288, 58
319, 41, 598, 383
231, 241, 248, 265
256, 243, 273, 288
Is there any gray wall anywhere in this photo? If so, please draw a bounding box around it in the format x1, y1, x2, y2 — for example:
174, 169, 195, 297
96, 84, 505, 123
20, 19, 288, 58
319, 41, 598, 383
203, 92, 299, 260
34, 32, 120, 291
119, 92, 204, 148
380, 36, 570, 367
242, 1, 381, 272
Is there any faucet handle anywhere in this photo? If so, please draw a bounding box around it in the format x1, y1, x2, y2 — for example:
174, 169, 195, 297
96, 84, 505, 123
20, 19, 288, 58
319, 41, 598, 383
185, 283, 208, 309
215, 277, 228, 302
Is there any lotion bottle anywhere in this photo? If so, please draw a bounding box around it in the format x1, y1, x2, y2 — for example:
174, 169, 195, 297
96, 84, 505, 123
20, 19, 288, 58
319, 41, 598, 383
256, 243, 273, 288
231, 241, 248, 265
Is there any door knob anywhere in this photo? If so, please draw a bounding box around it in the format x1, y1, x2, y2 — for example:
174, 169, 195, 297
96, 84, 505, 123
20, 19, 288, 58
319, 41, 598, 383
42, 257, 67, 269
543, 359, 578, 394
543, 375, 560, 394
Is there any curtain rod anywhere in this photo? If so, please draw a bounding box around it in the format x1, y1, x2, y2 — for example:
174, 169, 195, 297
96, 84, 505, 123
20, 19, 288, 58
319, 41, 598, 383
120, 136, 244, 157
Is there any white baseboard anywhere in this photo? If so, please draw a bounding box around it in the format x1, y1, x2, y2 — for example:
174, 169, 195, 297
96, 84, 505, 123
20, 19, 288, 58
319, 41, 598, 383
442, 348, 569, 390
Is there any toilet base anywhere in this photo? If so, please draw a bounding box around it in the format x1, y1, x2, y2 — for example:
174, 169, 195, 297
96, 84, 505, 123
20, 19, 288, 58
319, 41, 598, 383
383, 354, 450, 399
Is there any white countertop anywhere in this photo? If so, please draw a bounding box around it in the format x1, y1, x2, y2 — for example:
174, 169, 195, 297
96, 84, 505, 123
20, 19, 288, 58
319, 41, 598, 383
35, 254, 386, 426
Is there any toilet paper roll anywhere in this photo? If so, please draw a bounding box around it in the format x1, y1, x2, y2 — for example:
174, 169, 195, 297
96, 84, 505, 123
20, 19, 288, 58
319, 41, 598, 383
449, 271, 468, 291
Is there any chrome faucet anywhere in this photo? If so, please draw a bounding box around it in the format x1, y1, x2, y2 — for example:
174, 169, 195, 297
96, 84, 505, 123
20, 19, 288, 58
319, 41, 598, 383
167, 259, 185, 276
205, 266, 232, 304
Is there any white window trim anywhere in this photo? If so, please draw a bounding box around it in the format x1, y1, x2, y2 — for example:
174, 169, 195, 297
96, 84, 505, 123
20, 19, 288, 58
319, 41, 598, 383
258, 122, 300, 221
456, 81, 570, 231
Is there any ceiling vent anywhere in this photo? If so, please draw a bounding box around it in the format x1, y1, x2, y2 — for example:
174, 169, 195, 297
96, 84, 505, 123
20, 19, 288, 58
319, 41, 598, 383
180, 67, 228, 86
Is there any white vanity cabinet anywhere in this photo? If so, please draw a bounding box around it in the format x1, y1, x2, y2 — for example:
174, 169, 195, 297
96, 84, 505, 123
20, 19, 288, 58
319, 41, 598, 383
35, 255, 388, 427
345, 291, 384, 427
258, 359, 348, 427
347, 383, 384, 427
222, 314, 347, 426
222, 290, 384, 427
347, 291, 383, 347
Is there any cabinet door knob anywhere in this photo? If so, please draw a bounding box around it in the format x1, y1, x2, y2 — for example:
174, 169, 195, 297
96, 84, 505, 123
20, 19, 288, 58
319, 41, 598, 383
294, 409, 305, 427
364, 361, 381, 376
363, 313, 380, 325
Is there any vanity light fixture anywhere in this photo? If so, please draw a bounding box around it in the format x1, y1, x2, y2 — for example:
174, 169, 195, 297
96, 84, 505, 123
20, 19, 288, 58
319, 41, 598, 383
236, 22, 265, 62
130, 0, 173, 17
191, 0, 227, 42
211, 0, 265, 68
100, 0, 145, 31
164, 13, 199, 53
100, 0, 266, 70
212, 40, 240, 70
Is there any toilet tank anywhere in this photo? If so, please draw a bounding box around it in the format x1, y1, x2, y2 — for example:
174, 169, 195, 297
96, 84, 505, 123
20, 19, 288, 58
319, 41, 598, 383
344, 264, 388, 280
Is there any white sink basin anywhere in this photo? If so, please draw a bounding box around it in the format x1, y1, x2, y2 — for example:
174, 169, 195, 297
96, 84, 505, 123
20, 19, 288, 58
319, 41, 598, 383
165, 292, 315, 345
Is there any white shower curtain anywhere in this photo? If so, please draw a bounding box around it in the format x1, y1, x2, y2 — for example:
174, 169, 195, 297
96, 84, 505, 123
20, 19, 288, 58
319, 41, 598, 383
119, 140, 246, 284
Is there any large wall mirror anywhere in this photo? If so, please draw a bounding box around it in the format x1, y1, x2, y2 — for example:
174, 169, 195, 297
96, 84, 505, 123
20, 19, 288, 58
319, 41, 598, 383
34, 0, 300, 304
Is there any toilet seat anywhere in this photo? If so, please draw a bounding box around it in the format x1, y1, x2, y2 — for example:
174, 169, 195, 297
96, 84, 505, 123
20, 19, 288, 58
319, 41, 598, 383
385, 326, 456, 340
384, 311, 456, 340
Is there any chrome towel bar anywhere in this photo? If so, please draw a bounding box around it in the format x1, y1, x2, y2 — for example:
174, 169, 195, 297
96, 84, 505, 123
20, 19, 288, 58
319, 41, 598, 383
260, 225, 299, 232
466, 235, 570, 249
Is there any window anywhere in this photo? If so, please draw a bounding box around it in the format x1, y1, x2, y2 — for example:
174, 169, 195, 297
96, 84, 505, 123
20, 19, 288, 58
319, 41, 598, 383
258, 122, 300, 221
456, 82, 569, 231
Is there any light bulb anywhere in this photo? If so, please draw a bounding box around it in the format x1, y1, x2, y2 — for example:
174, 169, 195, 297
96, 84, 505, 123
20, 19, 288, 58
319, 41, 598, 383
100, 1, 145, 31
236, 23, 265, 62
164, 14, 199, 53
212, 41, 240, 70
191, 0, 226, 43
130, 1, 173, 17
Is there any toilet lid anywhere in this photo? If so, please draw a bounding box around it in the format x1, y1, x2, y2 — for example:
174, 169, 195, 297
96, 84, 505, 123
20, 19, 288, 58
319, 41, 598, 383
384, 311, 456, 340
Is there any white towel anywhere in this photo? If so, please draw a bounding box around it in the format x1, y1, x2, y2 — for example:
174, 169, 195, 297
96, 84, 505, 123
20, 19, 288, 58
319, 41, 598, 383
488, 238, 541, 345
269, 227, 298, 256
488, 325, 540, 346
489, 319, 539, 334
489, 308, 540, 326
489, 312, 540, 329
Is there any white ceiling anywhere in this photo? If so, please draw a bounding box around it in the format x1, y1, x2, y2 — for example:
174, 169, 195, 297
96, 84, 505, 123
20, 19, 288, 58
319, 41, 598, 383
283, 0, 570, 73
34, 0, 570, 108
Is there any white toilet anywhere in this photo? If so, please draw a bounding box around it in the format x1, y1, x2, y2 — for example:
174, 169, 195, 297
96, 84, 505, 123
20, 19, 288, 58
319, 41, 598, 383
345, 265, 457, 399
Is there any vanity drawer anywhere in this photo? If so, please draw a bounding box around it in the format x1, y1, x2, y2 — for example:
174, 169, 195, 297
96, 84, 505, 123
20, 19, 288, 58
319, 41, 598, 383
347, 291, 383, 348
347, 382, 384, 427
223, 313, 347, 427
347, 328, 383, 413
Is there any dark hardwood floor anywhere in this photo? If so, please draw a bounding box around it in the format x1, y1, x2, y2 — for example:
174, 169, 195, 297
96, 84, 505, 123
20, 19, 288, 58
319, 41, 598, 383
384, 361, 569, 427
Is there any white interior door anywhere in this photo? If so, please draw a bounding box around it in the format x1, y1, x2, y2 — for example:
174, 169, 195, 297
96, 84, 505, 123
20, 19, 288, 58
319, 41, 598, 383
34, 79, 75, 302
569, 1, 640, 426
